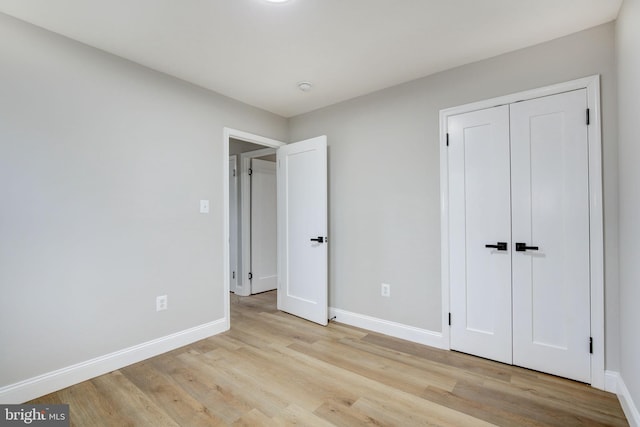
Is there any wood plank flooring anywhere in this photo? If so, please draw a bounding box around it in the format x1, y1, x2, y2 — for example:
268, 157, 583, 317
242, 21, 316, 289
30, 291, 628, 426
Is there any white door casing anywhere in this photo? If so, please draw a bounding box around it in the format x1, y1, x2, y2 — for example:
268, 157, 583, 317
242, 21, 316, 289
277, 136, 328, 326
250, 158, 278, 294
510, 89, 591, 382
229, 155, 238, 293
448, 105, 513, 364
442, 78, 601, 385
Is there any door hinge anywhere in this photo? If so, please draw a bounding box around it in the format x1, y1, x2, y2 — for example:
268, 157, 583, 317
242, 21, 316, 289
446, 133, 449, 147
448, 312, 452, 326
248, 168, 253, 176
586, 108, 590, 126
248, 272, 253, 280
589, 337, 593, 354
233, 169, 236, 177
232, 271, 235, 279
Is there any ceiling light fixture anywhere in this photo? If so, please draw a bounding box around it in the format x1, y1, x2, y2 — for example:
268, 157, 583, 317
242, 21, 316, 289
265, 0, 289, 3
297, 81, 313, 92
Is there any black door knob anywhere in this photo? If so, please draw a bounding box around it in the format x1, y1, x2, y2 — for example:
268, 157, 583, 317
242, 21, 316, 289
485, 242, 508, 251
310, 236, 324, 243
515, 242, 539, 252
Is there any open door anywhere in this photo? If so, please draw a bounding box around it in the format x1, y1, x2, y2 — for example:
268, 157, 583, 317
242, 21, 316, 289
250, 158, 277, 294
277, 136, 328, 325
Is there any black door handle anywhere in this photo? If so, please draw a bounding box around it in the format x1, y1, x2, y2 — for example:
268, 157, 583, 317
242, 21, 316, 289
310, 236, 324, 243
515, 242, 539, 252
485, 242, 507, 251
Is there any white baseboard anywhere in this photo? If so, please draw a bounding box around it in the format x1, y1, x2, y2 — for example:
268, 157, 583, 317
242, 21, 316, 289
0, 318, 228, 404
329, 307, 446, 349
607, 371, 640, 427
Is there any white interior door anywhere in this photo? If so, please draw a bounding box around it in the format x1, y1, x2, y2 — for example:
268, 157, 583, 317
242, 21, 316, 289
229, 156, 238, 293
448, 89, 592, 383
250, 158, 277, 294
448, 106, 513, 364
277, 136, 328, 325
511, 89, 591, 383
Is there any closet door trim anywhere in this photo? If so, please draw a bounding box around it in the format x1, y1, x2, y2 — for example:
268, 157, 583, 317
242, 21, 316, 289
439, 75, 604, 389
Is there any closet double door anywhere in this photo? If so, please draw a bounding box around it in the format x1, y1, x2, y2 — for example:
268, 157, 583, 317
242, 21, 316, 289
448, 89, 591, 383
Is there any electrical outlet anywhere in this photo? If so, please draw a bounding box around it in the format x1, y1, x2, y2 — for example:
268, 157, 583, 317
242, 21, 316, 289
156, 295, 168, 311
381, 283, 391, 297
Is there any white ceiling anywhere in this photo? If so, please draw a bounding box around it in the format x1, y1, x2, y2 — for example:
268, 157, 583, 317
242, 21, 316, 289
0, 0, 622, 117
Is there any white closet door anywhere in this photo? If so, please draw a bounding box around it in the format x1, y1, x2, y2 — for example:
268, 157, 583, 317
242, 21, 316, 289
510, 89, 591, 383
250, 158, 277, 294
448, 105, 513, 364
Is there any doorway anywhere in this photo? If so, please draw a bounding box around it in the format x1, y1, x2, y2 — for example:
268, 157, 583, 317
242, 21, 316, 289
229, 139, 277, 297
223, 129, 286, 330
223, 128, 329, 329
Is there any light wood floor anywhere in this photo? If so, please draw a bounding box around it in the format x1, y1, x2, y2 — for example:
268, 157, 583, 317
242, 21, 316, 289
31, 291, 628, 426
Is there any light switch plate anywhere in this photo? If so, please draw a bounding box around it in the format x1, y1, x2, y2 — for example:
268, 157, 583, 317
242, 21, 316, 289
200, 200, 210, 214
381, 283, 391, 297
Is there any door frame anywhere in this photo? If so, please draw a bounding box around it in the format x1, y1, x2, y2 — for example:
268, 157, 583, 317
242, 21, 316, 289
223, 128, 286, 329
238, 148, 276, 296
439, 75, 605, 389
229, 155, 239, 294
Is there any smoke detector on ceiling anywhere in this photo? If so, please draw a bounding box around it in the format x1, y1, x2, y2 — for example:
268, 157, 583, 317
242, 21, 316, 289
297, 81, 313, 92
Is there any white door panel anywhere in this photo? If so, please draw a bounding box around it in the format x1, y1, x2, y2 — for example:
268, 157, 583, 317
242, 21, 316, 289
448, 105, 513, 364
448, 89, 591, 383
511, 89, 591, 382
251, 159, 278, 294
277, 136, 328, 325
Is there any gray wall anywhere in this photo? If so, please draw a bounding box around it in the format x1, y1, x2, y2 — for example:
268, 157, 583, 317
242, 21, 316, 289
229, 138, 270, 156
0, 13, 287, 387
616, 0, 640, 407
289, 23, 620, 370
